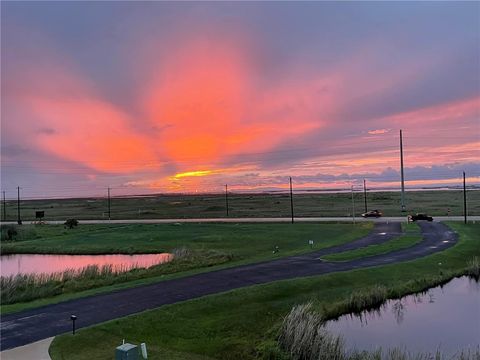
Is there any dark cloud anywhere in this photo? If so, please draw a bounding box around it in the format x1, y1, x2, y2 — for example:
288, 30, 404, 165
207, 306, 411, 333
36, 127, 56, 135
1, 144, 30, 156
287, 163, 480, 185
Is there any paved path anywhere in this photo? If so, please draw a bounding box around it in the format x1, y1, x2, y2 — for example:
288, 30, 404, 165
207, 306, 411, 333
0, 337, 53, 360
1, 216, 478, 225
0, 222, 457, 351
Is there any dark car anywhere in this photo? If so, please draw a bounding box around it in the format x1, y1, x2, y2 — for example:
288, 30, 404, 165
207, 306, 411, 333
409, 213, 433, 222
362, 209, 383, 218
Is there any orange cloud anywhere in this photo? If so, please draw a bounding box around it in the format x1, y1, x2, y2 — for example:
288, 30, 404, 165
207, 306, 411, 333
28, 97, 155, 173
142, 34, 322, 170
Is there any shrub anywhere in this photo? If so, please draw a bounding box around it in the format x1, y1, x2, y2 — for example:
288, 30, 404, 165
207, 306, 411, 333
64, 219, 79, 229
1, 225, 18, 241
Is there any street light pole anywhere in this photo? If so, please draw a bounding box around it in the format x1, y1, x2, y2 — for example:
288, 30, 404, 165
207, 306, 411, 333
225, 184, 229, 217
107, 187, 111, 220
2, 191, 6, 222
400, 129, 406, 212
289, 177, 294, 224
351, 185, 355, 224
463, 171, 467, 224
17, 186, 22, 225
363, 179, 368, 213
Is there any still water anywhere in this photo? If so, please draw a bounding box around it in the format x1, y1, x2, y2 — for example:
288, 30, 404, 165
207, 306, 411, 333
0, 253, 172, 277
326, 277, 480, 357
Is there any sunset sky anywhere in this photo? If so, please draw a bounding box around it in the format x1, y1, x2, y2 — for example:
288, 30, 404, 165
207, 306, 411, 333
1, 1, 479, 198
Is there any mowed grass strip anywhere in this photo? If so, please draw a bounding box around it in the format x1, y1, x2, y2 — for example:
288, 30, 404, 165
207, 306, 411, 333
322, 222, 421, 262
49, 223, 480, 360
0, 222, 372, 258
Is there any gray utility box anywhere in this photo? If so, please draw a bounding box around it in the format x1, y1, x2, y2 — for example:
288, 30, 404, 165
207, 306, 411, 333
115, 343, 138, 360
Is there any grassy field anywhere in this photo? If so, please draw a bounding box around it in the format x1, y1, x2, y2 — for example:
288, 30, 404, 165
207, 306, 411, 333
321, 223, 422, 262
49, 222, 480, 360
1, 223, 372, 312
1, 222, 371, 256
1, 190, 478, 221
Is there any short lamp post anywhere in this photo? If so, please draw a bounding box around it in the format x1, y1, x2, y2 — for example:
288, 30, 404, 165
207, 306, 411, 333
70, 315, 77, 335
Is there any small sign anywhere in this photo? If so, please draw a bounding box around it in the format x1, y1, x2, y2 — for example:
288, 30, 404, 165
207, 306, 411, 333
35, 211, 44, 219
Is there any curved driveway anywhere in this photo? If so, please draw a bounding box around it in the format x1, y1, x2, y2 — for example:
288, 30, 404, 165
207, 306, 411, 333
0, 221, 457, 350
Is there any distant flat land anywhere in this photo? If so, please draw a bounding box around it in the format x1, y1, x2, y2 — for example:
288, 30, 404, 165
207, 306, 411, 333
1, 190, 478, 221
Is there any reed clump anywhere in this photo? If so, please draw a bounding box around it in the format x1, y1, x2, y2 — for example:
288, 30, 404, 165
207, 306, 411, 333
345, 285, 388, 314
321, 285, 389, 320
466, 257, 480, 278
279, 303, 345, 360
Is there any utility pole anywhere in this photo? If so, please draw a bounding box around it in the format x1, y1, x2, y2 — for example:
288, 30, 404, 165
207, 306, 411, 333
225, 184, 229, 217
17, 186, 22, 225
363, 179, 368, 213
107, 187, 111, 220
351, 185, 356, 224
289, 177, 294, 224
463, 171, 467, 224
400, 129, 406, 212
2, 191, 6, 222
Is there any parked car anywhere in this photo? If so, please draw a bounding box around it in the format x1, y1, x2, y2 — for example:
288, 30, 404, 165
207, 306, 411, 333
408, 213, 433, 222
362, 209, 383, 218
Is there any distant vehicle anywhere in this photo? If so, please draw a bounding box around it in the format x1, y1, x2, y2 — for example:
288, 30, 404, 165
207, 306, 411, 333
362, 209, 382, 218
409, 213, 433, 222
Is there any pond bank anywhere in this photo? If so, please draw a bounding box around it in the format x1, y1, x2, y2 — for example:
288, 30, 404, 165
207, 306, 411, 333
326, 276, 479, 357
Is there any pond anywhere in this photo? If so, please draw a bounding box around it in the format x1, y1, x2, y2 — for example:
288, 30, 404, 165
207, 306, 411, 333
325, 276, 480, 357
0, 253, 172, 277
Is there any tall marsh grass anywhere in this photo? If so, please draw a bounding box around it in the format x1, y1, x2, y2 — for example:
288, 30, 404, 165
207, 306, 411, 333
1, 248, 233, 304
1, 265, 120, 304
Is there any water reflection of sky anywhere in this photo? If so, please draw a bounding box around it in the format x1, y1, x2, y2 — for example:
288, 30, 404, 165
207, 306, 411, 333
0, 253, 172, 277
326, 277, 480, 357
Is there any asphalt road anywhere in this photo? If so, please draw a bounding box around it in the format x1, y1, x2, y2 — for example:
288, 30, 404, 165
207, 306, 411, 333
1, 216, 478, 225
0, 221, 458, 350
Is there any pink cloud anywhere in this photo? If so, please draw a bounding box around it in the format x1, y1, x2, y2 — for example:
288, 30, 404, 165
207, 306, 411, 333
368, 129, 390, 135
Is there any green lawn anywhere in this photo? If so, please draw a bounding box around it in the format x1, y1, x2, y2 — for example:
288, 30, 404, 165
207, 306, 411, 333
1, 223, 372, 257
321, 223, 421, 262
49, 222, 480, 360
1, 223, 372, 313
